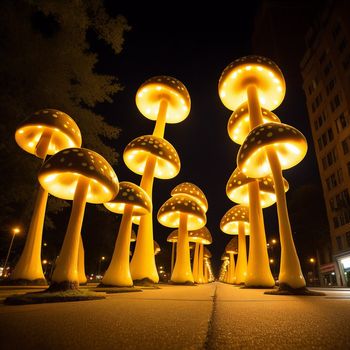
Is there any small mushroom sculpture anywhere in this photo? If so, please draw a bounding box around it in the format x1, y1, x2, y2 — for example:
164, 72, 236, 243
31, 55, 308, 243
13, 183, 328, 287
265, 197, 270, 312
225, 238, 238, 284
38, 148, 119, 290
154, 241, 161, 256
221, 205, 249, 284
12, 109, 82, 284
167, 229, 178, 274
102, 182, 151, 287
158, 195, 206, 284
221, 253, 230, 283
188, 227, 212, 284
124, 76, 189, 283
203, 247, 212, 283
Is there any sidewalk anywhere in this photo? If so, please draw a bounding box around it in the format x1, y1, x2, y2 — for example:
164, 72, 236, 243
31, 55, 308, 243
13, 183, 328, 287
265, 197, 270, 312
0, 282, 349, 349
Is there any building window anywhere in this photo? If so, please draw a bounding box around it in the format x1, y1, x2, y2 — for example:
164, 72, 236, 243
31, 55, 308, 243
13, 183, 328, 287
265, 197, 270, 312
323, 148, 338, 170
342, 137, 350, 155
324, 61, 333, 77
336, 236, 343, 250
318, 137, 323, 151
330, 94, 341, 112
328, 128, 334, 142
337, 168, 344, 184
335, 112, 349, 133
346, 232, 350, 247
326, 78, 336, 95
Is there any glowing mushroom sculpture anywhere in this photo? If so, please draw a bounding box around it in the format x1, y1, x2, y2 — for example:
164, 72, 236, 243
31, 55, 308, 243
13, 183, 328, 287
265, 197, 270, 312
158, 195, 206, 284
227, 168, 281, 286
12, 109, 82, 284
237, 123, 308, 291
221, 205, 249, 284
124, 76, 190, 284
188, 227, 212, 284
203, 247, 212, 283
38, 148, 119, 290
102, 182, 151, 287
221, 253, 230, 283
154, 241, 161, 256
167, 229, 178, 274
225, 238, 238, 284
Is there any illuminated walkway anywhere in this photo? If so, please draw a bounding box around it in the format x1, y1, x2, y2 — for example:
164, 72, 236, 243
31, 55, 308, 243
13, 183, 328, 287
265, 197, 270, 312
0, 282, 349, 349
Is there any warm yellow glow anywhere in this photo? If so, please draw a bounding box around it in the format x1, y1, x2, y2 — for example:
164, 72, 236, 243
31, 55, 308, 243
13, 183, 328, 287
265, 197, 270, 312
42, 259, 48, 264
135, 77, 190, 124
218, 56, 286, 111
309, 258, 315, 263
269, 259, 274, 264
12, 227, 21, 234
271, 239, 277, 245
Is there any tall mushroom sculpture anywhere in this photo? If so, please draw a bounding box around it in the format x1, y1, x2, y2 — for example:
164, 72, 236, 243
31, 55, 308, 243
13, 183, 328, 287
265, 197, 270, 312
221, 205, 249, 284
158, 195, 206, 284
124, 76, 190, 284
12, 109, 82, 284
38, 148, 119, 290
102, 182, 151, 287
225, 238, 238, 284
237, 123, 307, 291
189, 227, 212, 284
167, 230, 178, 274
226, 169, 288, 286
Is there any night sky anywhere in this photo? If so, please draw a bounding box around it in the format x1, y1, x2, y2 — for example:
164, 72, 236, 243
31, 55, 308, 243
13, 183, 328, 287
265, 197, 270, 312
84, 1, 323, 274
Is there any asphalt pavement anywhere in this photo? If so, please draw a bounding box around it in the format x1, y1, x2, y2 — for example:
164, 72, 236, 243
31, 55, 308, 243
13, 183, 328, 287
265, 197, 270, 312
0, 282, 349, 349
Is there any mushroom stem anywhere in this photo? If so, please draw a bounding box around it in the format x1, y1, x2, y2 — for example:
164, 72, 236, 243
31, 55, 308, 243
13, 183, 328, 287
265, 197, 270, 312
246, 180, 275, 287
197, 243, 205, 283
171, 213, 194, 283
102, 205, 134, 286
228, 252, 235, 284
35, 129, 52, 158
153, 99, 168, 138
130, 154, 159, 283
51, 176, 90, 287
247, 84, 264, 129
193, 242, 199, 282
266, 147, 306, 289
171, 241, 176, 274
235, 221, 248, 284
78, 236, 87, 285
10, 185, 48, 283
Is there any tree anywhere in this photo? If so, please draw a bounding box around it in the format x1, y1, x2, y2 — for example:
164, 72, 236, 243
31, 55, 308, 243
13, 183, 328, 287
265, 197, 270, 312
0, 0, 130, 233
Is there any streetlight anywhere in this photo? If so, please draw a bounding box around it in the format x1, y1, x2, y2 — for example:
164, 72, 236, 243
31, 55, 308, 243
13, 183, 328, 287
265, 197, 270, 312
98, 256, 106, 277
309, 258, 316, 286
2, 227, 20, 277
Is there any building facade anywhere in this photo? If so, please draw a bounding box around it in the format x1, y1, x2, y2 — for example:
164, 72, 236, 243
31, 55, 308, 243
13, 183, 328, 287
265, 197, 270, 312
301, 1, 350, 286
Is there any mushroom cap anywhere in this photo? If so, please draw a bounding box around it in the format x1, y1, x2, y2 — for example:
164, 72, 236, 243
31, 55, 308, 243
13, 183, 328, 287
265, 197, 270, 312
237, 122, 308, 178
136, 76, 191, 124
167, 229, 179, 243
188, 226, 212, 244
204, 247, 212, 258
38, 148, 119, 204
166, 226, 212, 244
218, 56, 286, 111
226, 168, 289, 208
123, 135, 180, 179
131, 230, 137, 242
220, 205, 250, 235
221, 253, 230, 260
225, 237, 238, 254
227, 102, 280, 145
15, 109, 82, 158
104, 181, 151, 217
171, 182, 208, 212
157, 194, 206, 231
154, 240, 161, 255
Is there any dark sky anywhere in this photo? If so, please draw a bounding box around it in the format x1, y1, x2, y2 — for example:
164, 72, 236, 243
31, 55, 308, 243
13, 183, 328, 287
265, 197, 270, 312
81, 1, 325, 274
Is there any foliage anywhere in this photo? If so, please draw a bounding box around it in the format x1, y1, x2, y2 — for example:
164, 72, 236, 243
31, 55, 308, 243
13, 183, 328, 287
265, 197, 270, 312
0, 0, 130, 229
